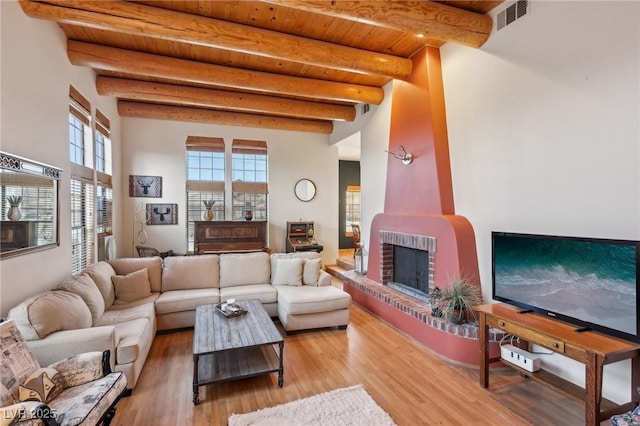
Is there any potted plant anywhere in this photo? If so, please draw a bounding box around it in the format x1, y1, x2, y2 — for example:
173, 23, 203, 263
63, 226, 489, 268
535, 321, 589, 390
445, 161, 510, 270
440, 277, 483, 324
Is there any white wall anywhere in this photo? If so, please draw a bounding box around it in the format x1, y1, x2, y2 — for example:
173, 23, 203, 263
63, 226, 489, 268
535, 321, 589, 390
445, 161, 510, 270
332, 82, 392, 254
359, 83, 392, 253
0, 0, 122, 316
441, 0, 640, 403
121, 118, 339, 264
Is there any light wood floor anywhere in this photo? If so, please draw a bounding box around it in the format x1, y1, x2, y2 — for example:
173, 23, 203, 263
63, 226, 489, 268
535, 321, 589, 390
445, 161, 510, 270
112, 302, 593, 425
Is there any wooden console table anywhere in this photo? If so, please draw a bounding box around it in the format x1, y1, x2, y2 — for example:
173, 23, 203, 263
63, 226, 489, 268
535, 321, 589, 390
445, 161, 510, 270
475, 303, 640, 426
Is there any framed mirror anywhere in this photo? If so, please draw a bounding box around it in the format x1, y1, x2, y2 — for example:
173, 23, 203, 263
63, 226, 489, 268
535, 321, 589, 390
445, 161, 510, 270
294, 179, 317, 202
0, 152, 61, 259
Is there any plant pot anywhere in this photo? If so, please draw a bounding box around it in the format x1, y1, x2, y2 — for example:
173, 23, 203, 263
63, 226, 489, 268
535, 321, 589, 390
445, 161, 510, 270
245, 210, 253, 221
446, 309, 465, 324
203, 207, 214, 221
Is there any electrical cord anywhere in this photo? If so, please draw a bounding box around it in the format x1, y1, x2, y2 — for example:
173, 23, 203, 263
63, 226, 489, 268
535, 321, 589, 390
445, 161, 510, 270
498, 333, 553, 355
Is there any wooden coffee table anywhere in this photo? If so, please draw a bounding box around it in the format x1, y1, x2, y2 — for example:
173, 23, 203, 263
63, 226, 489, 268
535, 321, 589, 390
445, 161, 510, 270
192, 299, 284, 404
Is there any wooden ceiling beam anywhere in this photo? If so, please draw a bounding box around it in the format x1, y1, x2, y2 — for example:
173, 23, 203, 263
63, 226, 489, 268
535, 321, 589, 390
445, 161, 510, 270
97, 77, 356, 122
261, 0, 494, 48
20, 0, 412, 79
117, 101, 333, 134
68, 41, 384, 105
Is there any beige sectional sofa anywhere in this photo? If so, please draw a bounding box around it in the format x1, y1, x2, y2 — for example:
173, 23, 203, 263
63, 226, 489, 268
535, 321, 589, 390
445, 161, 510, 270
7, 251, 351, 391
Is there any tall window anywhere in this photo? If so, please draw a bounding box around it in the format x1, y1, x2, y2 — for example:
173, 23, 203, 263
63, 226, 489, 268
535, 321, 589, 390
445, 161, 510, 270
95, 109, 112, 176
345, 185, 361, 235
69, 114, 85, 166
95, 109, 113, 261
185, 137, 225, 252
69, 87, 93, 170
232, 139, 268, 221
184, 138, 269, 252
69, 86, 94, 274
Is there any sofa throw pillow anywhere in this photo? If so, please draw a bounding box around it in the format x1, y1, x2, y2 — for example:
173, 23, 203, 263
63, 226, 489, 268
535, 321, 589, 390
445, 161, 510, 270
56, 274, 105, 325
272, 258, 304, 286
112, 268, 152, 303
108, 257, 163, 293
25, 291, 92, 339
18, 367, 63, 403
303, 258, 323, 285
83, 261, 117, 308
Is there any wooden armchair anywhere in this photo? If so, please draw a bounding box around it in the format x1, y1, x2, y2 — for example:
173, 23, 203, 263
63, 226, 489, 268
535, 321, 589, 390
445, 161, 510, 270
0, 320, 127, 426
135, 245, 175, 259
351, 224, 361, 250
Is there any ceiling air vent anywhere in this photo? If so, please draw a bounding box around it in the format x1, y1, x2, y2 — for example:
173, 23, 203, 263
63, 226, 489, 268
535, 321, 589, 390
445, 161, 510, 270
497, 0, 528, 31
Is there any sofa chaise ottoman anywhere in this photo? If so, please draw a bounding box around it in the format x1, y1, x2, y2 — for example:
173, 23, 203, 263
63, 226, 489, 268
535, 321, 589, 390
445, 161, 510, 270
269, 252, 351, 332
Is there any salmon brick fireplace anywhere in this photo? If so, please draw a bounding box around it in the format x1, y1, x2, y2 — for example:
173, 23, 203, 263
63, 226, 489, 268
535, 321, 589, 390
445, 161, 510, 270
341, 46, 501, 365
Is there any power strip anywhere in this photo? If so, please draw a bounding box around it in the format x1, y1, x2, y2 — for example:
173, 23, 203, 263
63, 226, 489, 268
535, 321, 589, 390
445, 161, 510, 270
500, 344, 541, 372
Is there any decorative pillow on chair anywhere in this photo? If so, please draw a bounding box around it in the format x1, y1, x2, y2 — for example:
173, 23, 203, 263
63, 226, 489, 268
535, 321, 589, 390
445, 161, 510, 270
271, 258, 304, 286
18, 367, 63, 403
112, 268, 152, 303
302, 258, 322, 285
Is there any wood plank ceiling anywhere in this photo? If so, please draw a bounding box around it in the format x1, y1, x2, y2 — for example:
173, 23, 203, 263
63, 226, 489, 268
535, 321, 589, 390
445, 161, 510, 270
20, 0, 502, 134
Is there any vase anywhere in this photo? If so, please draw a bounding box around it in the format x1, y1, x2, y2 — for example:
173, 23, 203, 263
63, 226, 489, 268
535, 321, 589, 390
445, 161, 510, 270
244, 210, 253, 221
203, 207, 214, 221
7, 205, 22, 221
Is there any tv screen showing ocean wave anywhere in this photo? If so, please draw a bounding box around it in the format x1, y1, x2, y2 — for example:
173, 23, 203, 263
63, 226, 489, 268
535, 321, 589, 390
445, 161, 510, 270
493, 233, 638, 337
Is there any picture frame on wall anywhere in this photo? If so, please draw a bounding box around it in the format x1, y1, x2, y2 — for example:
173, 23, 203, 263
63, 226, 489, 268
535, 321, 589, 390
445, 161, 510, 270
146, 203, 178, 225
129, 175, 162, 197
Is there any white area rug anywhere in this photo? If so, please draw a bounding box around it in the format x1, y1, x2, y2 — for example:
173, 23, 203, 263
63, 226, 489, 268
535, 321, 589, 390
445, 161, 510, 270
228, 384, 397, 426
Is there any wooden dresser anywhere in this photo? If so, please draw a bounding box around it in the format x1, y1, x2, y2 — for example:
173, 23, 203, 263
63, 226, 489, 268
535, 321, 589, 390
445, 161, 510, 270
194, 221, 268, 255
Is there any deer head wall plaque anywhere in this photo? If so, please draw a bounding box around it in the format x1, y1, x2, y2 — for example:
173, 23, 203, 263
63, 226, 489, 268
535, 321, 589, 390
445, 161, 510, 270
145, 203, 177, 225
129, 175, 162, 197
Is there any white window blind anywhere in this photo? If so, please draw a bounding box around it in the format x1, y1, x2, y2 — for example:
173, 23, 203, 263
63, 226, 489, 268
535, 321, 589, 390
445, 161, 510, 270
95, 108, 112, 244
71, 178, 95, 274
97, 185, 112, 237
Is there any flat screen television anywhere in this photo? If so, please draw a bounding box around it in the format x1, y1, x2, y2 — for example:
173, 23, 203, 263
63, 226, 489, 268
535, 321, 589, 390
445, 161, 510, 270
492, 232, 640, 343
